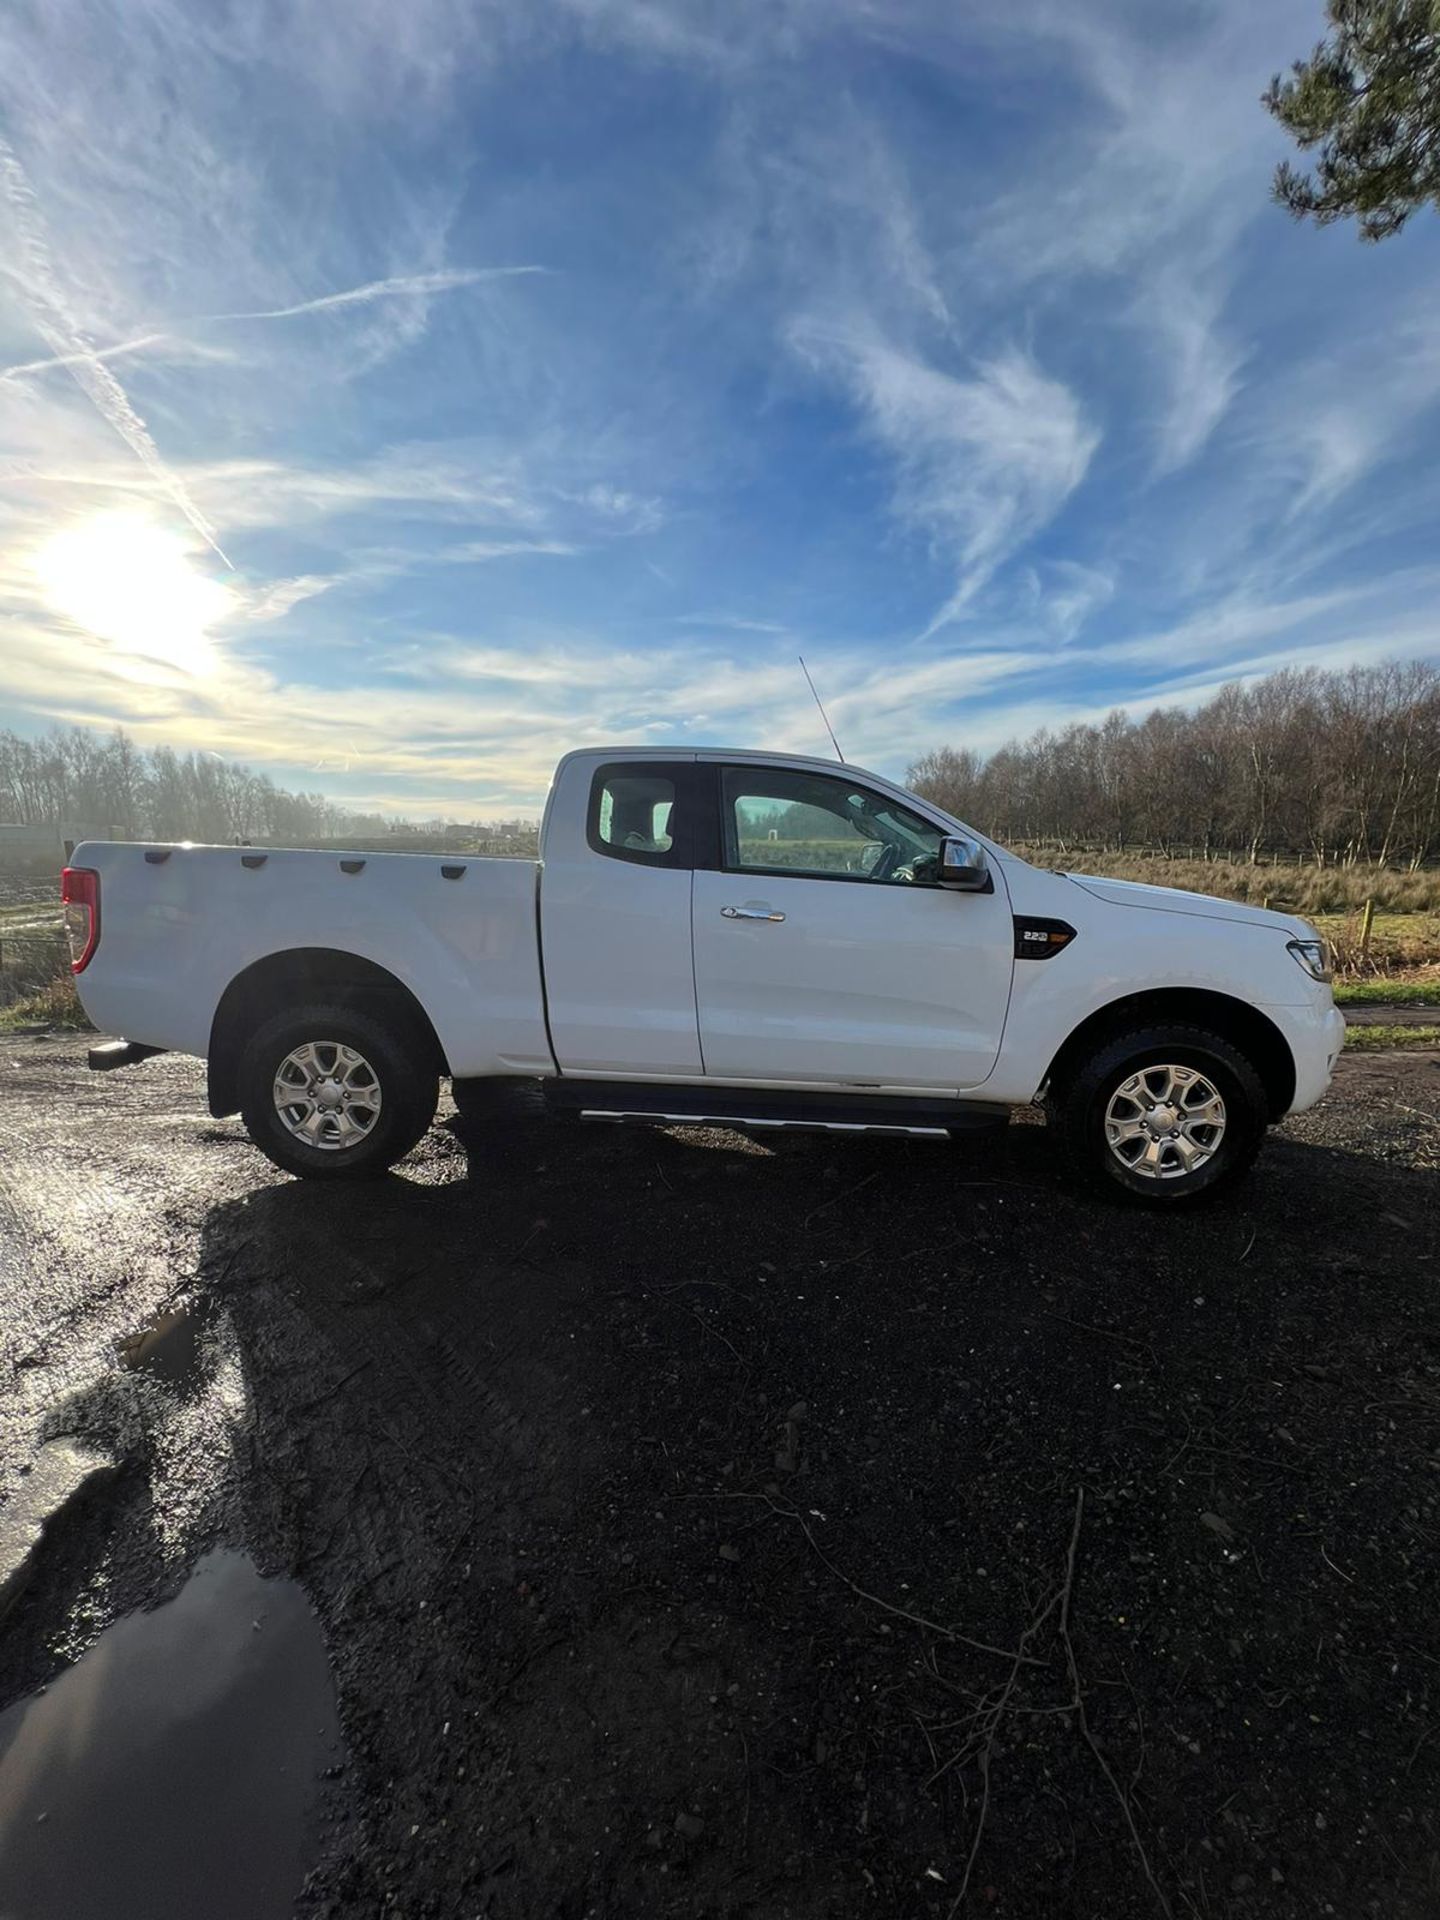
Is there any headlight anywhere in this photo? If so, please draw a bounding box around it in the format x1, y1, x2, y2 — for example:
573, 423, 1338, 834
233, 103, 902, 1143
1286, 937, 1331, 983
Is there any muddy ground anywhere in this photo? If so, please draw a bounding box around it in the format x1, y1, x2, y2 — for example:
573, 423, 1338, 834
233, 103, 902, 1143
1, 1036, 1438, 1919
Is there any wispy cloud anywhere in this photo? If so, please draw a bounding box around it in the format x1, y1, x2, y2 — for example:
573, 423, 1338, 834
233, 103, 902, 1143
1143, 269, 1247, 476
1021, 560, 1116, 643
1276, 304, 1440, 514
791, 323, 1099, 636
0, 135, 231, 563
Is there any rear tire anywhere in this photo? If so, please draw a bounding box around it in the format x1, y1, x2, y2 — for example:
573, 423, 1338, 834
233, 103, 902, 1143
1049, 1024, 1268, 1206
239, 1002, 437, 1180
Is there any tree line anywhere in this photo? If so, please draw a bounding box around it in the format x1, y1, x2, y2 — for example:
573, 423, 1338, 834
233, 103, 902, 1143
908, 659, 1440, 869
0, 724, 395, 846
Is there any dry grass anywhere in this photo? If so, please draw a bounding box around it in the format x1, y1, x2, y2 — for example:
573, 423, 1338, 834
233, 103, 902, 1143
1021, 846, 1440, 916
1313, 915, 1440, 978
1017, 846, 1440, 979
0, 973, 90, 1030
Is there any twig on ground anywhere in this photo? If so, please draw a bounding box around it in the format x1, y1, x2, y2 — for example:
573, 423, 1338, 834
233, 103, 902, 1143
810, 1244, 878, 1270
1159, 1410, 1194, 1477
691, 1489, 1041, 1666
685, 1304, 748, 1370
1320, 1542, 1355, 1584
1057, 1489, 1177, 1920
909, 1709, 941, 1774
148, 1246, 242, 1323
507, 1221, 548, 1266
1122, 1662, 1148, 1797
944, 1516, 1076, 1915
1187, 1441, 1310, 1477
296, 1356, 373, 1415
803, 1170, 881, 1229
1000, 1306, 1151, 1353
779, 1497, 1044, 1668
341, 1555, 401, 1608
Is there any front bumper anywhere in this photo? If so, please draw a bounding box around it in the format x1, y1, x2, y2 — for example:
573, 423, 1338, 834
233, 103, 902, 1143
1270, 999, 1346, 1115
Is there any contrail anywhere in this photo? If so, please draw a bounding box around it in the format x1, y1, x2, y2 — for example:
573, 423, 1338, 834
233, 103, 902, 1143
0, 266, 548, 382
0, 136, 231, 565
206, 265, 546, 323
0, 332, 175, 381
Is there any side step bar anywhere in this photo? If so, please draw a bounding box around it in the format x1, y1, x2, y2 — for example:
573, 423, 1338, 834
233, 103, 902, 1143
88, 1040, 165, 1072
582, 1112, 951, 1139
545, 1078, 1009, 1139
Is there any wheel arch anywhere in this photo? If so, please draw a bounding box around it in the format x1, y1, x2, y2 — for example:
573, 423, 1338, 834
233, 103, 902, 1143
207, 947, 448, 1117
1041, 988, 1296, 1121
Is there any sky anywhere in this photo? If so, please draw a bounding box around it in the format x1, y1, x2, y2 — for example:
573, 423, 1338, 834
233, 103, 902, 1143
2, 0, 1439, 818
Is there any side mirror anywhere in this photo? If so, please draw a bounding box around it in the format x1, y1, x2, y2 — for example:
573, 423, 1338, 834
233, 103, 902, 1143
938, 835, 990, 891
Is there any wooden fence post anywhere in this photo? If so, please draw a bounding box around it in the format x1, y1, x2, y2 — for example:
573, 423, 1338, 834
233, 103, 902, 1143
1359, 897, 1375, 963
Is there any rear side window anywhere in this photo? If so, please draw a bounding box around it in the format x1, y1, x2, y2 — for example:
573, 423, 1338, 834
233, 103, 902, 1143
587, 764, 693, 867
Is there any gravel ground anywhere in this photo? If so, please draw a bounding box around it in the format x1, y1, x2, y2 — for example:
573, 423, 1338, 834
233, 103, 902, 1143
1, 1036, 1438, 1919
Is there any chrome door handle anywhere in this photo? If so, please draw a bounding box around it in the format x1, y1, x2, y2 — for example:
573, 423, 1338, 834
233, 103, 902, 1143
721, 904, 785, 922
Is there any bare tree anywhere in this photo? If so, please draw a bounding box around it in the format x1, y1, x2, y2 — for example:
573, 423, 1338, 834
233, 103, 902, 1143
909, 658, 1440, 869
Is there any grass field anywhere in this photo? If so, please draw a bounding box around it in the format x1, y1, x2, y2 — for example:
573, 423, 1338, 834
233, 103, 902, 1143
1021, 845, 1440, 915
0, 898, 63, 938
1332, 977, 1440, 1006
1340, 1022, 1440, 1049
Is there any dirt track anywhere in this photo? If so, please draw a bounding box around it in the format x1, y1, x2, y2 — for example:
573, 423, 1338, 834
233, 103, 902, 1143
2, 1037, 1439, 1919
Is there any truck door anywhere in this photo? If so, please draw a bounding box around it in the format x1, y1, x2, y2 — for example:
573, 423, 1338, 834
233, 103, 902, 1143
690, 763, 1013, 1091
540, 758, 705, 1076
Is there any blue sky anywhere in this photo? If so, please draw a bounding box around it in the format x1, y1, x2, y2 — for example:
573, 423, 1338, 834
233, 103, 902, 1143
2, 0, 1439, 815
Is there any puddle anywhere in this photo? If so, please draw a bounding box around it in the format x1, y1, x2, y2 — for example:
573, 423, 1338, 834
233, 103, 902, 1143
115, 1298, 212, 1389
0, 1550, 343, 1919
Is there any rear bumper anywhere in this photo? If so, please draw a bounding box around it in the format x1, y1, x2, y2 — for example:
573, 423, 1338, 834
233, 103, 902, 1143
88, 1039, 165, 1072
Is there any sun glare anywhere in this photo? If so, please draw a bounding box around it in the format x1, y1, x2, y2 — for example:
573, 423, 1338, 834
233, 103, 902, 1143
34, 514, 235, 677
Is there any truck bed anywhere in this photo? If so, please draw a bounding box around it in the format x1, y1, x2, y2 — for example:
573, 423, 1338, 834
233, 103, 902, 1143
68, 842, 554, 1077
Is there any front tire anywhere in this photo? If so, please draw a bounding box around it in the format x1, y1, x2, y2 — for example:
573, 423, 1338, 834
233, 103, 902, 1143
1050, 1024, 1268, 1206
238, 1002, 437, 1180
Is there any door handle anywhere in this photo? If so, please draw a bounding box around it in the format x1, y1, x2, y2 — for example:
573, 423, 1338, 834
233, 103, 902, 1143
721, 904, 785, 922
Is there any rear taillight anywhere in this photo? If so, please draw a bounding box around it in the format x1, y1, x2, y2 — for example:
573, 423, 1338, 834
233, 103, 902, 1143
60, 867, 100, 973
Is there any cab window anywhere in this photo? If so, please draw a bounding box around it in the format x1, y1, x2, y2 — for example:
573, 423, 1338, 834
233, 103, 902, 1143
588, 764, 691, 867
721, 767, 943, 884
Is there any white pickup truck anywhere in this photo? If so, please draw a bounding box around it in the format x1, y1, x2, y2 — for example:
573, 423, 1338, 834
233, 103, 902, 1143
64, 745, 1344, 1204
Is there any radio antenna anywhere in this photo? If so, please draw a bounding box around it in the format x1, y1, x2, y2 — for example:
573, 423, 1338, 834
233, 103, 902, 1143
798, 655, 845, 763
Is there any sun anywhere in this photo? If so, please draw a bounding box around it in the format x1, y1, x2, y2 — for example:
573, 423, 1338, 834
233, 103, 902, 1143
34, 513, 235, 677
